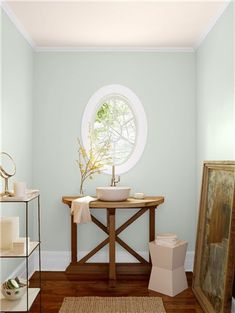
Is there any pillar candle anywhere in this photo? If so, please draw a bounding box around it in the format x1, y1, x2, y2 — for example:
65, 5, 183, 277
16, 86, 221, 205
0, 217, 19, 250
13, 182, 26, 197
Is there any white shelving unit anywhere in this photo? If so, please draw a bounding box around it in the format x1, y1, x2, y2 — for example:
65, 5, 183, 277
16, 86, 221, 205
0, 242, 39, 257
0, 191, 41, 312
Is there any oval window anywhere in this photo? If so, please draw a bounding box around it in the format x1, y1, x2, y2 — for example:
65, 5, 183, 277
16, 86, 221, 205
82, 85, 147, 174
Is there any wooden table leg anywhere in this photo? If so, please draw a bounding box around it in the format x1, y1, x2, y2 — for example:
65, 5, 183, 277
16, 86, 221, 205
149, 206, 156, 263
71, 215, 77, 263
107, 209, 110, 231
108, 208, 116, 280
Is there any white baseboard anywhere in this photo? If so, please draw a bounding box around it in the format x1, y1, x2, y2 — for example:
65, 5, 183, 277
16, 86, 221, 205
41, 250, 195, 272
6, 254, 36, 281
184, 251, 195, 271
7, 250, 195, 280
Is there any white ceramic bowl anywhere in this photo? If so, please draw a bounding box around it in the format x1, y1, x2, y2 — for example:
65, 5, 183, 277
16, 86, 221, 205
96, 186, 131, 201
1, 281, 27, 301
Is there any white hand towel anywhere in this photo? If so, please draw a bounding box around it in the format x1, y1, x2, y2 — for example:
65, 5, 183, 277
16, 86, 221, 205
155, 233, 179, 247
155, 239, 179, 247
71, 196, 97, 224
156, 233, 178, 240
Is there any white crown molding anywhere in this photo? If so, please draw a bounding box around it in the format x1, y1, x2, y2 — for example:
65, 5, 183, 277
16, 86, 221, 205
1, 0, 36, 49
194, 0, 231, 50
35, 46, 194, 53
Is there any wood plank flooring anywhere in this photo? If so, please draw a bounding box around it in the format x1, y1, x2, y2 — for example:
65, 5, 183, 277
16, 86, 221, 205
30, 272, 203, 313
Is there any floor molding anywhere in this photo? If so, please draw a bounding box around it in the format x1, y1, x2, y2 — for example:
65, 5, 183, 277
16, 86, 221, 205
8, 251, 195, 280
41, 250, 195, 272
7, 250, 194, 280
7, 255, 36, 280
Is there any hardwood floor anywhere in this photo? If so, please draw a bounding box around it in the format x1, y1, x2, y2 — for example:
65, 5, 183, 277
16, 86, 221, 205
30, 272, 203, 313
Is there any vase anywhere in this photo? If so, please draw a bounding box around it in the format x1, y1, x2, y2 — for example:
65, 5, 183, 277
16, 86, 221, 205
79, 181, 85, 197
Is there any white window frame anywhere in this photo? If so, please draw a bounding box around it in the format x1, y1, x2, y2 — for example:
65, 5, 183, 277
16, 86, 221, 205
81, 84, 147, 175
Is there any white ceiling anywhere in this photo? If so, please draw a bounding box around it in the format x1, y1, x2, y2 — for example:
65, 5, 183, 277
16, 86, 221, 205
2, 0, 230, 50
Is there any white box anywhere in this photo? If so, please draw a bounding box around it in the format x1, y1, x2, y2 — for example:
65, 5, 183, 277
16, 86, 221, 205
12, 237, 30, 254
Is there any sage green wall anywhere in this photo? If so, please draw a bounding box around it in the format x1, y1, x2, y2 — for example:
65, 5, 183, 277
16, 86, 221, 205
0, 10, 2, 151
0, 11, 34, 281
196, 2, 235, 186
33, 52, 196, 253
1, 0, 234, 270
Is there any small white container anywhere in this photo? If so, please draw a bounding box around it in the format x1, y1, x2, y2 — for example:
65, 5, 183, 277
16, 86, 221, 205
1, 286, 26, 300
1, 279, 27, 301
13, 182, 26, 197
133, 192, 145, 199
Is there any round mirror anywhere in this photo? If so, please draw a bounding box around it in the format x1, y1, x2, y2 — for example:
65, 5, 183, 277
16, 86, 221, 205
0, 152, 16, 178
0, 152, 16, 197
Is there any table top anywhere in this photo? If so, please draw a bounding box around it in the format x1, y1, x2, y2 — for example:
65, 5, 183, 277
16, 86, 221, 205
0, 190, 40, 203
62, 196, 164, 209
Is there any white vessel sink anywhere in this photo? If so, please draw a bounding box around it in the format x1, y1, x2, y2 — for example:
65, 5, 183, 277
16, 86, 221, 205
96, 186, 131, 202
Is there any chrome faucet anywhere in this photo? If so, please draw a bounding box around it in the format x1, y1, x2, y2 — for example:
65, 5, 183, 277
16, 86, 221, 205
110, 165, 120, 187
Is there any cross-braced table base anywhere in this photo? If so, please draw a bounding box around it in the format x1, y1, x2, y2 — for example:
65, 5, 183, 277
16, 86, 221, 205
62, 196, 164, 281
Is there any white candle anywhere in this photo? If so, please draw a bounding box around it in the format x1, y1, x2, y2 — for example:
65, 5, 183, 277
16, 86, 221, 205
0, 217, 19, 250
13, 181, 26, 197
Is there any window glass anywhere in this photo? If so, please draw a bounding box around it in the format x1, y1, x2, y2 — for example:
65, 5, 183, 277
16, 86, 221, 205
93, 94, 136, 165
82, 85, 147, 174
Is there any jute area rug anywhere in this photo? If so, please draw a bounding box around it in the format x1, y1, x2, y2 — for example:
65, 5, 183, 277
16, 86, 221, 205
59, 297, 166, 313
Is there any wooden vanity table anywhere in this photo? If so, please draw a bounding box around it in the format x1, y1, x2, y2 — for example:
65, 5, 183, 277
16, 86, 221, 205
62, 196, 164, 281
